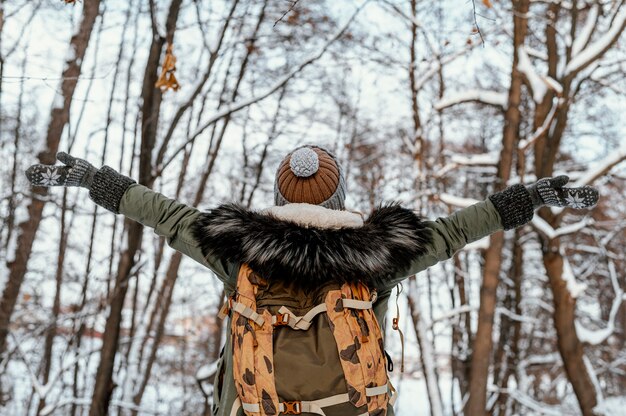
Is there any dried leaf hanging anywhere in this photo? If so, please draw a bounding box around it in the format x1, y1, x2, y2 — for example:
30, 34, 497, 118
482, 0, 493, 8
155, 43, 180, 92
62, 0, 80, 4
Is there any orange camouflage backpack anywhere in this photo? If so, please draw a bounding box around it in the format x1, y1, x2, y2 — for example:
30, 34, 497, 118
222, 264, 396, 416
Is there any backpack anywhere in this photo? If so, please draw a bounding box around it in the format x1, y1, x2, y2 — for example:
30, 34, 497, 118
222, 264, 397, 416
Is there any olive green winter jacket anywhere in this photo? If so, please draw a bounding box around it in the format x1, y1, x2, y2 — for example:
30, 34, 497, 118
109, 178, 534, 416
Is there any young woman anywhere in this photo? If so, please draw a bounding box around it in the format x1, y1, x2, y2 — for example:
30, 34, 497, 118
26, 146, 598, 416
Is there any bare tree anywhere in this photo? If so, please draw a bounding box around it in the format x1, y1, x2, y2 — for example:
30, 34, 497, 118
88, 0, 183, 414
465, 2, 530, 414
0, 0, 101, 362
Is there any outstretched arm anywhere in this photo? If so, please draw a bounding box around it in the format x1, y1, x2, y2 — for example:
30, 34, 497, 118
392, 180, 598, 284
26, 153, 234, 284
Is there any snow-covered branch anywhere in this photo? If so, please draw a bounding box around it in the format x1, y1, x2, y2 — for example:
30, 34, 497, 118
462, 237, 490, 251
434, 89, 507, 110
573, 146, 626, 187
430, 304, 477, 327
531, 216, 592, 240
565, 6, 626, 76
583, 355, 604, 403
504, 388, 566, 416
518, 352, 561, 370
196, 361, 218, 382
571, 3, 600, 56
12, 337, 102, 404
496, 306, 539, 324
576, 259, 625, 345
40, 398, 92, 416
438, 193, 480, 208
561, 256, 588, 299
517, 46, 562, 103
435, 152, 498, 177
518, 99, 560, 150
196, 360, 219, 397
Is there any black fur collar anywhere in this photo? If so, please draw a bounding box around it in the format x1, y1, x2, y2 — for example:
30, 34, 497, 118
191, 204, 432, 288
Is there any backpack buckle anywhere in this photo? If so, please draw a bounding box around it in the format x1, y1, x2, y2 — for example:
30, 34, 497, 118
273, 313, 290, 327
283, 401, 302, 414
217, 297, 234, 320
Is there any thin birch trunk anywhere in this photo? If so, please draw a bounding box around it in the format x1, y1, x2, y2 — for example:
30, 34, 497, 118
407, 276, 444, 416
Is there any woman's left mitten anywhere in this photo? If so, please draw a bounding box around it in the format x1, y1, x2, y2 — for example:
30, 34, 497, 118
528, 175, 599, 209
25, 152, 97, 188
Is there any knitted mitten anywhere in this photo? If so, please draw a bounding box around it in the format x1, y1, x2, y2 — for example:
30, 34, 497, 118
487, 176, 599, 230
526, 175, 599, 209
25, 152, 135, 213
25, 152, 97, 188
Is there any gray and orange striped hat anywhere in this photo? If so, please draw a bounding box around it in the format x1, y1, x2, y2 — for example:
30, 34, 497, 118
274, 145, 346, 210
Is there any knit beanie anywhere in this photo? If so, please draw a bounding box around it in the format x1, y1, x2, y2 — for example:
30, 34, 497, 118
274, 145, 346, 210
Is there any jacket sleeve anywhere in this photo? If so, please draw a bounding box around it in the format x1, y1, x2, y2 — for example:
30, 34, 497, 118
390, 184, 535, 285
88, 166, 234, 285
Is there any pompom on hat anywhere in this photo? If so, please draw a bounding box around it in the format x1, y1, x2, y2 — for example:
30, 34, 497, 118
274, 145, 346, 210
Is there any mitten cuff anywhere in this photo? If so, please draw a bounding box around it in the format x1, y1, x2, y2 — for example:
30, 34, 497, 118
488, 184, 535, 230
89, 166, 136, 213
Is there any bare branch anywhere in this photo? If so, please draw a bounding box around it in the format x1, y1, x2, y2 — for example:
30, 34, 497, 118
273, 0, 301, 27
158, 0, 371, 173
565, 5, 626, 77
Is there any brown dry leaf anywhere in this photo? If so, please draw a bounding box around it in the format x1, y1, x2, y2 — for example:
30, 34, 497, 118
482, 0, 493, 8
155, 43, 180, 92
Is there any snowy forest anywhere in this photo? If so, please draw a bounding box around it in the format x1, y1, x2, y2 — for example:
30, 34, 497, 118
0, 0, 625, 415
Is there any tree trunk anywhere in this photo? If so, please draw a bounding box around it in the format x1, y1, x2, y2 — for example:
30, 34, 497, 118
407, 277, 444, 416
465, 1, 530, 414
0, 0, 101, 359
37, 190, 71, 414
543, 239, 598, 415
88, 2, 182, 415
131, 6, 267, 408
451, 255, 471, 403
491, 233, 523, 416
3, 53, 27, 251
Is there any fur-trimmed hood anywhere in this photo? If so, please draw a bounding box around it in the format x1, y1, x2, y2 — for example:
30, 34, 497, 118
191, 203, 432, 288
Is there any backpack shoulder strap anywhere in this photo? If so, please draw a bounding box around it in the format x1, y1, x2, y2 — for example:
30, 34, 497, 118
325, 282, 390, 413
231, 264, 280, 416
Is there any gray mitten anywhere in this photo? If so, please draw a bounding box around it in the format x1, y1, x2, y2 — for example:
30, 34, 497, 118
25, 152, 136, 213
526, 175, 599, 209
25, 152, 97, 188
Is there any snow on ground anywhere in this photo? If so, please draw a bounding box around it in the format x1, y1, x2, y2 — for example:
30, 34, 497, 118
594, 396, 626, 416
